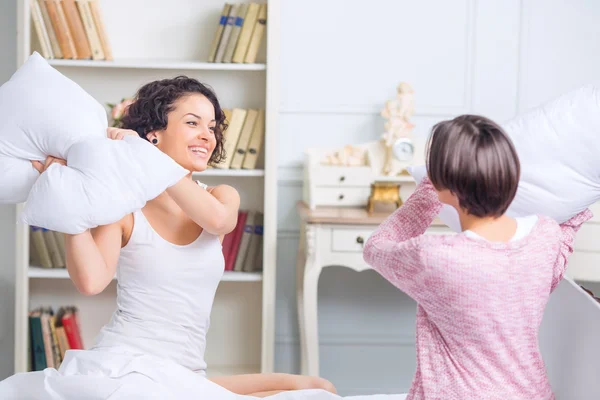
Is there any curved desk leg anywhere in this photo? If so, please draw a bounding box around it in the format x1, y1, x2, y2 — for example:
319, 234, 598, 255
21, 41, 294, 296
303, 259, 323, 377
296, 223, 308, 375
302, 225, 322, 377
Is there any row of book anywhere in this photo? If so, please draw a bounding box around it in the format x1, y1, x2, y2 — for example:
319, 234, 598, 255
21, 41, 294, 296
31, 0, 112, 60
223, 210, 263, 272
215, 108, 265, 170
30, 215, 264, 272
208, 2, 267, 64
30, 227, 65, 269
29, 307, 84, 371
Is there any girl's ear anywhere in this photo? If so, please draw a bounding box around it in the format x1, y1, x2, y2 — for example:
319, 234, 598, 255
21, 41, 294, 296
146, 131, 161, 144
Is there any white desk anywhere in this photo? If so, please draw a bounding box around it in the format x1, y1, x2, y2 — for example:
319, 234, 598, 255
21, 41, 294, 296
295, 201, 450, 376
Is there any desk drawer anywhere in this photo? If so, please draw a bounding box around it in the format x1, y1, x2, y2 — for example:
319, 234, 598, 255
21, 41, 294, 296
331, 228, 373, 252
312, 166, 373, 187
312, 187, 371, 207
331, 226, 453, 253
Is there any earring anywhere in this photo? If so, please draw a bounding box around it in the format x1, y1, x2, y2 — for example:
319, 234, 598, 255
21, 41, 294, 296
152, 138, 158, 144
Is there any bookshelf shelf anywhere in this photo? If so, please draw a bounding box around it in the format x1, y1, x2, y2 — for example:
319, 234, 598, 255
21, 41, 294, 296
28, 266, 263, 282
193, 169, 265, 178
222, 271, 263, 282
15, 0, 279, 377
28, 266, 74, 279
47, 58, 267, 71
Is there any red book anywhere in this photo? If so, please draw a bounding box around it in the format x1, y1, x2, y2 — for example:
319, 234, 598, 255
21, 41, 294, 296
61, 311, 83, 350
226, 211, 247, 271
221, 231, 235, 268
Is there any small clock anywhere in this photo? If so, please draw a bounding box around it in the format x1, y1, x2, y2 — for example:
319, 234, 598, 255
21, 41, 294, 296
392, 138, 414, 162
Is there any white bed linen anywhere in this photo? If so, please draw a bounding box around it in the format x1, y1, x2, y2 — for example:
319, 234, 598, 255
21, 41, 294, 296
0, 348, 406, 400
268, 392, 406, 400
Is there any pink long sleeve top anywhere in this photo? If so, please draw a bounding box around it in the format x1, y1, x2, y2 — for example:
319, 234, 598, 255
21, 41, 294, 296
363, 178, 593, 400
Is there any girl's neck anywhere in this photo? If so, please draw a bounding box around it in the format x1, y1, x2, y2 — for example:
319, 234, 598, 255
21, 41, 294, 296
459, 213, 518, 243
146, 173, 193, 214
145, 192, 179, 215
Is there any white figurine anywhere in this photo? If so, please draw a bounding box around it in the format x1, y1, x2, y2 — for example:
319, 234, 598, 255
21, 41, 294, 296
380, 82, 415, 175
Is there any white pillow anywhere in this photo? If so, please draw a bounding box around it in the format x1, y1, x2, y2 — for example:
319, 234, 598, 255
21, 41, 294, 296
409, 83, 600, 231
0, 52, 188, 234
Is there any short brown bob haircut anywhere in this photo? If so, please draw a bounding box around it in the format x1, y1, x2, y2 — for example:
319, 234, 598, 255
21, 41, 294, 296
425, 114, 520, 218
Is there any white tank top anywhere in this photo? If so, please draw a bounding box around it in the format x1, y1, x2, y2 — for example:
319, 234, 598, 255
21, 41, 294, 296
91, 206, 224, 374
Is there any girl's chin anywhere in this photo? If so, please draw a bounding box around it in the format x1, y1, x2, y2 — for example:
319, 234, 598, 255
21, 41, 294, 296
190, 161, 210, 172
175, 155, 211, 172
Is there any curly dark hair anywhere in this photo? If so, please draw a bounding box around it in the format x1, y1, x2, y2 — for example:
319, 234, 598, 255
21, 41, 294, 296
119, 76, 227, 165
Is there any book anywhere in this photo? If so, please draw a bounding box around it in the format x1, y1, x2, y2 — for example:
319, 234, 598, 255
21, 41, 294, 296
232, 3, 260, 63
229, 109, 258, 169
76, 0, 105, 60
29, 312, 47, 371
27, 306, 81, 371
88, 0, 113, 60
222, 3, 248, 63
244, 3, 267, 63
30, 227, 66, 268
30, 226, 53, 268
222, 108, 232, 124
45, 0, 77, 59
225, 211, 248, 271
42, 228, 64, 268
36, 0, 62, 58
40, 311, 55, 368
243, 211, 263, 272
54, 326, 70, 359
58, 307, 84, 350
241, 109, 265, 169
217, 108, 247, 169
48, 314, 63, 367
53, 231, 66, 260
61, 0, 92, 59
30, 0, 54, 59
221, 231, 235, 269
214, 3, 238, 63
233, 210, 256, 272
208, 3, 232, 62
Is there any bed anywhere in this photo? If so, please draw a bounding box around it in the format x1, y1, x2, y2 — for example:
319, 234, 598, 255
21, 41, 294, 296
0, 277, 598, 399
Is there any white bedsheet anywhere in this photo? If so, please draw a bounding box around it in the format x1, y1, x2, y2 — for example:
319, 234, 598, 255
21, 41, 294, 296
0, 348, 406, 400
268, 392, 406, 400
277, 394, 406, 400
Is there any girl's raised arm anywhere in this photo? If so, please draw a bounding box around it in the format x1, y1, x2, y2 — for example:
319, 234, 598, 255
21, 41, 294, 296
166, 179, 240, 235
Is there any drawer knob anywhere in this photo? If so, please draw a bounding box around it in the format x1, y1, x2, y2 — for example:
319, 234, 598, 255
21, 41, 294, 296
338, 194, 345, 200
339, 176, 346, 182
356, 236, 364, 244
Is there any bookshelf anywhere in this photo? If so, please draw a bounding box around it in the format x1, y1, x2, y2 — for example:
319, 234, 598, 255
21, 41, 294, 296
47, 58, 267, 71
14, 0, 279, 377
193, 169, 266, 178
28, 266, 263, 282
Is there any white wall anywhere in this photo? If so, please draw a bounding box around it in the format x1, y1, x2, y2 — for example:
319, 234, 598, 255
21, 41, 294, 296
0, 0, 17, 381
1, 0, 599, 392
274, 0, 600, 395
